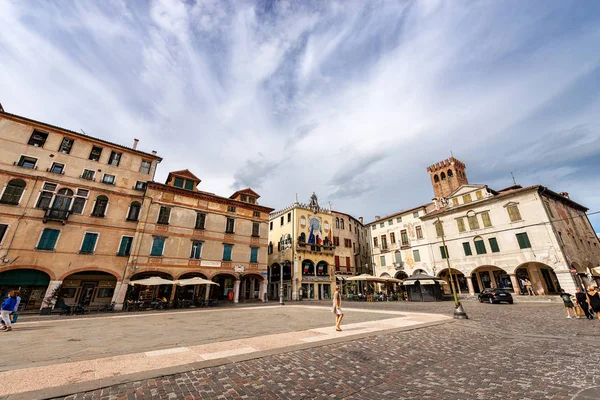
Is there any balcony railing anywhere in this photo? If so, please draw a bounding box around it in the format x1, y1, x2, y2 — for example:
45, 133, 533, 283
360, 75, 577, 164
43, 208, 70, 223
296, 240, 335, 253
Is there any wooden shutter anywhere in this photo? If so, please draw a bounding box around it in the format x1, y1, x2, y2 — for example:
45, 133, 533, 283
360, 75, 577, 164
474, 239, 486, 255
462, 242, 472, 256
119, 237, 132, 256
489, 238, 500, 253
335, 255, 340, 266
151, 237, 164, 256
468, 215, 480, 230
81, 233, 98, 253
345, 257, 350, 267
456, 218, 466, 232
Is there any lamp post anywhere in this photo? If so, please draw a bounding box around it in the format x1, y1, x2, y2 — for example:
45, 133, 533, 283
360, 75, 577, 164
279, 235, 292, 306
436, 217, 468, 319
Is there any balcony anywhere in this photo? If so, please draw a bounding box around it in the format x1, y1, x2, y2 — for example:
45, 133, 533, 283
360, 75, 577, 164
296, 240, 335, 254
43, 208, 70, 224
335, 266, 353, 275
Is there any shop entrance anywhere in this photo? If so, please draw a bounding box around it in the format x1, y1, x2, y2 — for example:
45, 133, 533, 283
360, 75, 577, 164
0, 269, 51, 310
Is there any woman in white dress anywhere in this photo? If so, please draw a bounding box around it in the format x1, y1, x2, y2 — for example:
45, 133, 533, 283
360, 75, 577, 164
333, 285, 344, 331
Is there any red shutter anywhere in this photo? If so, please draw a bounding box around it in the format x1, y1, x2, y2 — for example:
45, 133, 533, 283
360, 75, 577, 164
335, 256, 340, 266
346, 257, 350, 267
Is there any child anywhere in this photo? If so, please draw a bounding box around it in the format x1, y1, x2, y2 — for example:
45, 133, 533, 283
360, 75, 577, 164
559, 289, 575, 319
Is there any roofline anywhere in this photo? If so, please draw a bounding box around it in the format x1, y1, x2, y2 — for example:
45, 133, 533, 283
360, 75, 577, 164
331, 209, 365, 226
0, 111, 163, 161
366, 203, 430, 226
539, 186, 588, 212
147, 181, 274, 213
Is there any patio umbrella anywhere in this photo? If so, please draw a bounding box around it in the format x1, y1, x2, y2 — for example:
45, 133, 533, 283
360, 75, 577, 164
347, 274, 387, 282
128, 277, 175, 286
381, 277, 403, 283
175, 277, 220, 286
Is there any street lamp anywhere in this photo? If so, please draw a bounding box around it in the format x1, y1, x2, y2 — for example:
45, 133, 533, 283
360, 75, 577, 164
279, 235, 292, 305
436, 217, 468, 319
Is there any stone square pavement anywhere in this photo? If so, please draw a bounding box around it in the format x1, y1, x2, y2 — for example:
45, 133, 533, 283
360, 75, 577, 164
3, 301, 600, 399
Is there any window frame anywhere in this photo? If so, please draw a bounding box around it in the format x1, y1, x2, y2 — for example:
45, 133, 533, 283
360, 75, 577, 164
190, 240, 203, 259
250, 246, 259, 263
489, 237, 500, 253
89, 146, 103, 161
225, 217, 235, 234
140, 160, 152, 174
150, 236, 166, 256
415, 225, 423, 239
0, 223, 9, 245
439, 245, 449, 259
79, 232, 100, 255
108, 151, 122, 167
28, 130, 48, 148
58, 137, 74, 154
126, 201, 142, 222
91, 195, 109, 217
117, 236, 134, 257
195, 212, 206, 230
17, 155, 38, 169
81, 169, 96, 181
516, 232, 532, 249
251, 221, 260, 237
462, 242, 472, 256
49, 162, 65, 175
157, 206, 171, 225
36, 228, 61, 251
474, 237, 487, 255
222, 243, 233, 261
0, 179, 27, 206
101, 174, 116, 185
413, 249, 421, 262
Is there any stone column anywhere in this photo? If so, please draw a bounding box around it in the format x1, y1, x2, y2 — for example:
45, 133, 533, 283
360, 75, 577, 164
204, 285, 211, 301
233, 280, 241, 303
466, 276, 475, 296
259, 279, 266, 302
509, 274, 520, 295
40, 280, 63, 310
169, 284, 177, 305
112, 280, 130, 311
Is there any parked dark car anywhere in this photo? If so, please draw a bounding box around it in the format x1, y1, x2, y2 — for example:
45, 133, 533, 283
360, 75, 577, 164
478, 288, 513, 304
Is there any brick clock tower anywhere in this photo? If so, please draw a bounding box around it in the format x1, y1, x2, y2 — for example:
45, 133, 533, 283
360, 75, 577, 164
427, 157, 468, 199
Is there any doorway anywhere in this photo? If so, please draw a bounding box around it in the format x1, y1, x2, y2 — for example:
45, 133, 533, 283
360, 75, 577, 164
79, 283, 96, 305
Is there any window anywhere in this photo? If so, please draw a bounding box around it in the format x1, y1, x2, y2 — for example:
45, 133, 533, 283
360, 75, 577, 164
250, 247, 258, 263
345, 256, 351, 267
280, 216, 284, 226
81, 169, 95, 181
288, 213, 291, 223
0, 224, 8, 244
28, 130, 48, 147
228, 206, 236, 213
463, 242, 472, 256
413, 249, 421, 262
118, 236, 133, 256
452, 198, 459, 206
456, 218, 466, 232
222, 244, 233, 261
371, 225, 376, 230
507, 205, 522, 222
150, 237, 165, 256
174, 177, 184, 188
195, 213, 206, 230
252, 221, 260, 237
400, 230, 409, 246
333, 236, 340, 246
481, 212, 492, 227
380, 255, 386, 267
467, 215, 480, 230
340, 219, 345, 229
71, 189, 88, 214
58, 137, 74, 154
102, 174, 115, 185
269, 221, 273, 231
387, 220, 393, 226
345, 238, 352, 248
474, 237, 487, 254
92, 195, 109, 217
17, 156, 37, 169
0, 179, 26, 205
51, 188, 73, 210
253, 211, 261, 218
37, 228, 60, 250
489, 238, 500, 253
462, 194, 472, 204
373, 237, 378, 247
127, 202, 141, 221
381, 235, 387, 249
335, 218, 340, 229
35, 182, 56, 209
134, 181, 147, 191
157, 206, 171, 225
190, 241, 203, 259
516, 232, 531, 249
49, 162, 65, 174
184, 180, 194, 190
108, 151, 122, 167
379, 222, 384, 228
140, 160, 151, 174
435, 222, 444, 237
440, 245, 449, 259
225, 217, 235, 233
413, 211, 419, 218
80, 232, 98, 254
416, 226, 423, 239
476, 190, 483, 200
89, 146, 103, 161
396, 217, 402, 223
390, 232, 396, 244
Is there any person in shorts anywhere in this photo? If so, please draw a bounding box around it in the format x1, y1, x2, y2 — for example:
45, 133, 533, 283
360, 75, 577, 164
332, 285, 344, 331
559, 289, 575, 319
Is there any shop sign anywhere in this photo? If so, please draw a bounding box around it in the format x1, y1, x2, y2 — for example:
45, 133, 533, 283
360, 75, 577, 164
200, 260, 221, 267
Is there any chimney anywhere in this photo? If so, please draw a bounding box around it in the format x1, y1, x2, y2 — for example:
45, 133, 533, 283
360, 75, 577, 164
151, 150, 157, 155
359, 217, 363, 224
559, 192, 570, 199
375, 216, 380, 221
133, 138, 139, 150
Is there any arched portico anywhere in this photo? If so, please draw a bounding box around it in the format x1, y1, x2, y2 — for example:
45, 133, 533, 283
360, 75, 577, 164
470, 266, 515, 294
240, 273, 265, 302
0, 268, 51, 310
126, 271, 175, 304
175, 272, 209, 305
60, 271, 119, 307
211, 273, 237, 301
412, 269, 426, 277
515, 262, 561, 295
437, 268, 468, 295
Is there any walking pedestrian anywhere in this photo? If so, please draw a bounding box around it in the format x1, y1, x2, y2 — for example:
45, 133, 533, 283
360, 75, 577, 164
585, 286, 600, 321
333, 285, 344, 331
1, 291, 17, 332
575, 288, 593, 320
11, 290, 21, 323
559, 289, 575, 319
525, 279, 535, 296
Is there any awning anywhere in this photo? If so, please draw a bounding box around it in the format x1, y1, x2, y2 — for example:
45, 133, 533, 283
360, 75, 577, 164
403, 281, 416, 285
175, 277, 219, 286
419, 279, 436, 285
129, 277, 175, 286
0, 269, 50, 286
336, 276, 346, 281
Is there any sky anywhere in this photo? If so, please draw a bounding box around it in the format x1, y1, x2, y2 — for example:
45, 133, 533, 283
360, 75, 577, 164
1, 0, 599, 231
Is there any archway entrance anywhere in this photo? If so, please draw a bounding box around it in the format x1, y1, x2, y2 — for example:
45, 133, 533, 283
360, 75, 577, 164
472, 266, 514, 293
269, 262, 292, 300
127, 272, 174, 303
176, 272, 208, 305
241, 274, 263, 301
515, 262, 560, 295
412, 269, 426, 277
212, 273, 236, 300
60, 271, 118, 307
437, 268, 468, 295
571, 262, 592, 291
0, 269, 50, 310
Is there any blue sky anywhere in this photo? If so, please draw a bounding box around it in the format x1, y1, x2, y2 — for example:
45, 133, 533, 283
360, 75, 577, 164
1, 0, 599, 231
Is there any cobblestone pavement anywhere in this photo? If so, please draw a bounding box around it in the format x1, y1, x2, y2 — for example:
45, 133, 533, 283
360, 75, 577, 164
60, 302, 600, 400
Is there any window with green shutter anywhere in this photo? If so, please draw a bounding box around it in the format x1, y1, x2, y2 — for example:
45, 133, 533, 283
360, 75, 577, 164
456, 218, 466, 232
440, 245, 449, 259
462, 242, 472, 256
468, 215, 480, 230
380, 255, 386, 266
184, 180, 194, 190
190, 241, 202, 259
37, 228, 60, 250
80, 233, 98, 254
118, 236, 133, 256
222, 244, 233, 261
474, 237, 486, 254
173, 177, 184, 188
489, 237, 500, 253
413, 249, 421, 262
150, 237, 165, 256
516, 232, 531, 249
250, 247, 258, 263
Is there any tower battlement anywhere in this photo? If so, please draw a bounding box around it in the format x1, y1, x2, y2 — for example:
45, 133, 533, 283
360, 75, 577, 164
427, 157, 468, 199
426, 157, 466, 173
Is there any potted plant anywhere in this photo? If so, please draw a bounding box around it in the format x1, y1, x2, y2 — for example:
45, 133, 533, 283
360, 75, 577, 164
40, 284, 62, 315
